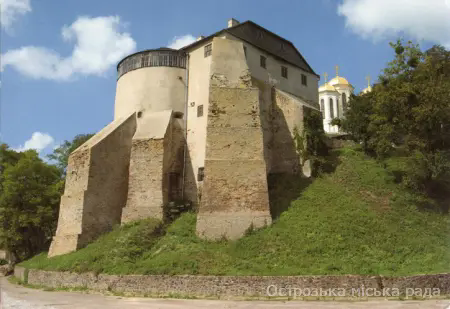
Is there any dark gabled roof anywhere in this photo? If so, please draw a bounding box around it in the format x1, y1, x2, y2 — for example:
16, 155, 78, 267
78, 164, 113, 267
181, 20, 319, 78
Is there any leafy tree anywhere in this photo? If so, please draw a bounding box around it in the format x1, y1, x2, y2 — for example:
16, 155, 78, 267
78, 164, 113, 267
342, 40, 450, 202
294, 109, 329, 176
0, 150, 62, 262
0, 144, 23, 191
47, 134, 93, 174
341, 93, 375, 152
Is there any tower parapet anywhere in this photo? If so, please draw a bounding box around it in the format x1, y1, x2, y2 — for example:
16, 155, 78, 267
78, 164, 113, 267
114, 48, 187, 120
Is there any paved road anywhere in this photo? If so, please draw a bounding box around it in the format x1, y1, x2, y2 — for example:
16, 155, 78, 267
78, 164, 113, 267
1, 278, 449, 309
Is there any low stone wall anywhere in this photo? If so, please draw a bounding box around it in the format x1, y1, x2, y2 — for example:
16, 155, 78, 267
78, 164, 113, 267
13, 266, 450, 299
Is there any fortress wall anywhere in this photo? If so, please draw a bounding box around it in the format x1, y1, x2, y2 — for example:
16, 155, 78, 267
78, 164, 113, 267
196, 37, 272, 240
121, 111, 184, 223
48, 113, 136, 257
17, 266, 450, 299
270, 88, 305, 174
184, 40, 213, 206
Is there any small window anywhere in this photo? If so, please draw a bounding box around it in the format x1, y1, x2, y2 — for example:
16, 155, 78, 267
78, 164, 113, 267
329, 98, 334, 118
243, 46, 247, 58
197, 104, 204, 117
260, 55, 266, 69
197, 167, 205, 181
204, 43, 212, 57
320, 99, 325, 119
281, 66, 288, 78
301, 74, 307, 86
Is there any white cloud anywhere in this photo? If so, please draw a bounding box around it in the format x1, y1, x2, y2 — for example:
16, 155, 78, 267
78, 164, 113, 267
14, 132, 54, 152
0, 0, 31, 32
1, 15, 136, 80
168, 34, 196, 49
337, 0, 450, 48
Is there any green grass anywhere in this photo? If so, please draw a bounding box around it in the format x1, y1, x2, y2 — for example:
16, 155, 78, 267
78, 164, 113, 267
20, 147, 450, 276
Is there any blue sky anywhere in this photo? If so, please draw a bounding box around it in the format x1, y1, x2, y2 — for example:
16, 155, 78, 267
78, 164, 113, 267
1, 0, 449, 158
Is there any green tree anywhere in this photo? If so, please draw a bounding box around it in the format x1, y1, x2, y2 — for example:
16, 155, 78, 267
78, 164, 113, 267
293, 109, 329, 176
47, 134, 93, 174
0, 144, 23, 191
341, 93, 375, 152
0, 150, 62, 262
343, 40, 450, 202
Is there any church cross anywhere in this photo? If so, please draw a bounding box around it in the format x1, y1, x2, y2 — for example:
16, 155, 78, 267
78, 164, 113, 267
335, 65, 339, 77
324, 72, 328, 83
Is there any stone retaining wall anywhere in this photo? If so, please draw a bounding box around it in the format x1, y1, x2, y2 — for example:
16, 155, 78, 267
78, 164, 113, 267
13, 266, 450, 299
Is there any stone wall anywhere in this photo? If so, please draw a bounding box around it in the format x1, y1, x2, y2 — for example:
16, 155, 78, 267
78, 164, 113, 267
196, 37, 272, 240
13, 267, 450, 299
121, 111, 184, 223
49, 112, 137, 257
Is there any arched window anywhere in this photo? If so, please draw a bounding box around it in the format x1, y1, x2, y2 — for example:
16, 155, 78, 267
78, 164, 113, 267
336, 98, 339, 118
329, 98, 334, 118
320, 99, 325, 119
342, 93, 347, 112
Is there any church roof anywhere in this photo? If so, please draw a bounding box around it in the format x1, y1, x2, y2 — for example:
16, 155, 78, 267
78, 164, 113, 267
318, 83, 338, 93
181, 20, 319, 78
329, 76, 350, 86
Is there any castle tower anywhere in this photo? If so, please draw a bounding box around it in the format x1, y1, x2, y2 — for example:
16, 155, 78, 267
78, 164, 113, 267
117, 48, 187, 223
49, 18, 322, 256
49, 49, 187, 256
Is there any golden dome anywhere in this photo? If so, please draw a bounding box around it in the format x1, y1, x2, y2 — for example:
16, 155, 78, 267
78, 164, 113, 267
318, 83, 337, 92
362, 85, 372, 94
329, 76, 350, 86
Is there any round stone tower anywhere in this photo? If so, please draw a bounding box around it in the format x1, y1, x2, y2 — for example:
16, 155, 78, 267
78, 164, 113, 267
114, 48, 187, 120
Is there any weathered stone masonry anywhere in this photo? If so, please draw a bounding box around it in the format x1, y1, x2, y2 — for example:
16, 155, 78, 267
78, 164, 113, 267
49, 19, 322, 257
14, 267, 450, 299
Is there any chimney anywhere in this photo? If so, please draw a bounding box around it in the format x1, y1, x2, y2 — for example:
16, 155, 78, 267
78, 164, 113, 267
228, 18, 239, 28
197, 35, 205, 41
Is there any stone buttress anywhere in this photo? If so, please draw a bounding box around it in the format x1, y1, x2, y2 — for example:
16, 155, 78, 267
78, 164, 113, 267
196, 38, 272, 240
48, 113, 136, 257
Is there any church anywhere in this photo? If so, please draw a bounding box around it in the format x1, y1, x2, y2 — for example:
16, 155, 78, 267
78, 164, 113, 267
49, 18, 323, 257
318, 67, 353, 134
318, 68, 374, 134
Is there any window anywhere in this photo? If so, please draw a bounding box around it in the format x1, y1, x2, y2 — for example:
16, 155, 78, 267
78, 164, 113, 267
336, 98, 339, 118
204, 43, 212, 57
320, 99, 325, 119
301, 74, 307, 86
281, 66, 288, 78
197, 104, 204, 117
260, 55, 266, 68
197, 167, 205, 181
329, 98, 334, 118
243, 46, 247, 58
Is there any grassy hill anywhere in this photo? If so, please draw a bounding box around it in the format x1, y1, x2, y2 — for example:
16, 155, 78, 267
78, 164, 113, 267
20, 146, 450, 276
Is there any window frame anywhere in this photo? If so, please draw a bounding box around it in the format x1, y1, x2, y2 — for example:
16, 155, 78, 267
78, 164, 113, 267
197, 104, 204, 117
197, 167, 205, 181
204, 43, 212, 58
281, 66, 288, 79
301, 74, 307, 86
260, 55, 266, 69
320, 99, 325, 119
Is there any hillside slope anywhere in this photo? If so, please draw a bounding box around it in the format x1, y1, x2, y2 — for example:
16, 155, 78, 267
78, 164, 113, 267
21, 147, 450, 276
